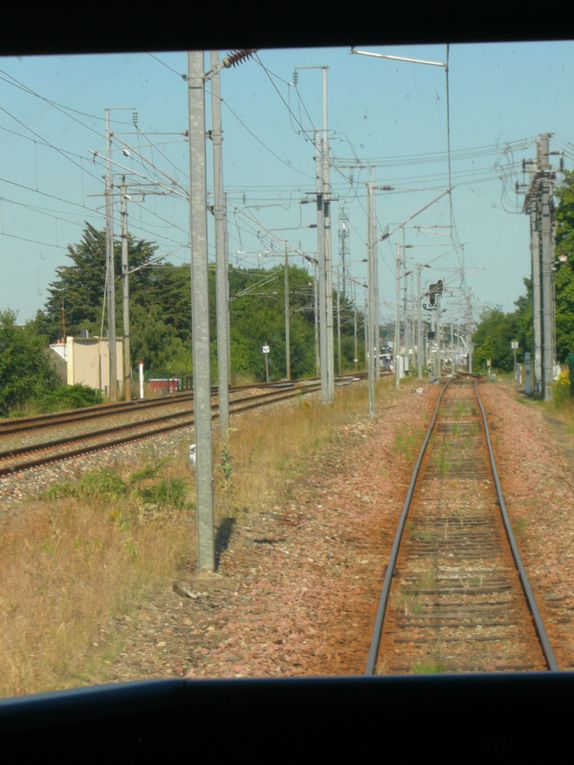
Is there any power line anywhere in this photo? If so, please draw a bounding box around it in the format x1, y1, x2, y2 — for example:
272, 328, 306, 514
0, 174, 100, 213
147, 53, 185, 79
0, 104, 103, 185
0, 195, 87, 228
219, 93, 314, 180
0, 68, 134, 128
0, 230, 63, 249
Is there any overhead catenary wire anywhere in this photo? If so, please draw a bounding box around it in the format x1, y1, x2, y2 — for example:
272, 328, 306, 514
0, 68, 133, 137
0, 104, 104, 186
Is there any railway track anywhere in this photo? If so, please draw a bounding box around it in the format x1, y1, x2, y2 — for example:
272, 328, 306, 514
0, 377, 361, 477
367, 376, 557, 675
0, 373, 369, 438
0, 379, 316, 437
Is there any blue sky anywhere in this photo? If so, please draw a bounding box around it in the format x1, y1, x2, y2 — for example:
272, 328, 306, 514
1, 41, 573, 329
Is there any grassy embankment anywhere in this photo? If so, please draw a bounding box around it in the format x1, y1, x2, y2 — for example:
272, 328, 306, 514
0, 376, 404, 698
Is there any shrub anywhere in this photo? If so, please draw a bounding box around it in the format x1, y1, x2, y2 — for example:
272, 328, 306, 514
553, 368, 571, 407
38, 384, 103, 412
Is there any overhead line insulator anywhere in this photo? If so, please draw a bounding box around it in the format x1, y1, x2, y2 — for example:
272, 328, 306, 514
222, 50, 258, 69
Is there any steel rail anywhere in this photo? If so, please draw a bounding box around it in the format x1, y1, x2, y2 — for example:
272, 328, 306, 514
365, 378, 453, 674
366, 377, 558, 675
0, 386, 322, 462
0, 375, 367, 436
0, 394, 194, 435
474, 379, 558, 672
0, 383, 324, 477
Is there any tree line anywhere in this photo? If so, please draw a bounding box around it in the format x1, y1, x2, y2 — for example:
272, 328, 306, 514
1, 224, 365, 414
472, 171, 574, 372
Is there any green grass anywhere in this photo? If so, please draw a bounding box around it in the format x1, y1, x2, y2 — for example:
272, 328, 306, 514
432, 445, 452, 477
513, 517, 528, 538
398, 593, 424, 616
394, 426, 424, 462
410, 527, 437, 543
417, 571, 437, 590
0, 458, 192, 697
42, 463, 192, 511
411, 660, 449, 675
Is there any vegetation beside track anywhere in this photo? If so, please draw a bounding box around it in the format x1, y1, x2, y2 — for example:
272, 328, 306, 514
0, 377, 393, 697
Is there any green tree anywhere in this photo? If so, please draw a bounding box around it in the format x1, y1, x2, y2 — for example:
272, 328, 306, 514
42, 224, 178, 342
130, 304, 192, 375
472, 307, 518, 372
41, 225, 194, 375
554, 171, 574, 362
0, 310, 60, 415
39, 227, 366, 383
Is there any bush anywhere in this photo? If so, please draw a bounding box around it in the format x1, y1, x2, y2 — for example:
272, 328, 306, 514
0, 310, 60, 416
553, 368, 571, 407
38, 384, 103, 412
135, 477, 189, 509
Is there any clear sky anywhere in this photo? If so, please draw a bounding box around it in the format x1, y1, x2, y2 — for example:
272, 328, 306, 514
0, 41, 573, 329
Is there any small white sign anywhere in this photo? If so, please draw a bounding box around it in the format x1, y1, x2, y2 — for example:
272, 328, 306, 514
262, 345, 270, 354
511, 340, 519, 350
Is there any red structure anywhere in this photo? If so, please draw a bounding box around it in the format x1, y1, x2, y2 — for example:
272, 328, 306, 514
148, 378, 179, 394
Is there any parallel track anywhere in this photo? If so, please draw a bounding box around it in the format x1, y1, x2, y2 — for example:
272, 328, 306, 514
0, 377, 363, 477
367, 377, 557, 675
0, 379, 326, 436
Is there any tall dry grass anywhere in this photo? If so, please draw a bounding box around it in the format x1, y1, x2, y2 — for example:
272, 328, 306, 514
0, 463, 192, 697
1, 377, 397, 697
213, 377, 398, 519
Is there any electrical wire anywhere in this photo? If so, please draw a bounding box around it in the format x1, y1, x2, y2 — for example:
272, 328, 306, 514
0, 68, 131, 138
0, 230, 63, 249
219, 94, 314, 180
147, 53, 185, 79
0, 174, 101, 214
0, 195, 87, 229
0, 104, 103, 185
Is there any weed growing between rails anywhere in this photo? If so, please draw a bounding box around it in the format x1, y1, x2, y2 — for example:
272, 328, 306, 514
0, 460, 193, 698
393, 426, 425, 463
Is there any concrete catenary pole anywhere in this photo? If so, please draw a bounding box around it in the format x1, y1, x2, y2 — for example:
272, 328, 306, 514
188, 51, 215, 573
435, 293, 442, 379
416, 264, 423, 380
313, 265, 320, 376
339, 208, 349, 300
353, 298, 358, 371
367, 181, 376, 416
315, 130, 329, 403
210, 51, 230, 437
539, 134, 556, 401
466, 292, 473, 373
372, 182, 380, 383
394, 242, 401, 389
104, 109, 118, 402
120, 178, 131, 401
530, 182, 543, 396
336, 268, 342, 376
322, 68, 335, 401
524, 133, 556, 400
284, 246, 291, 381
364, 295, 369, 368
